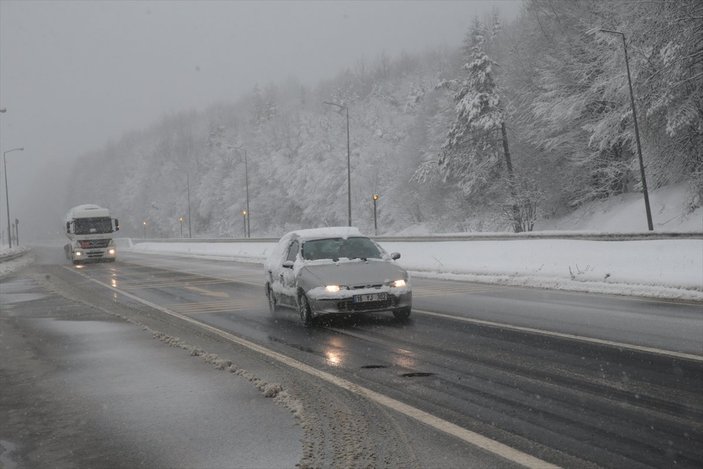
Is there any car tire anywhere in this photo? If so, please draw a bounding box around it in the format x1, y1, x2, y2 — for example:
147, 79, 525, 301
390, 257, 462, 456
393, 306, 411, 321
266, 284, 277, 312
299, 294, 314, 326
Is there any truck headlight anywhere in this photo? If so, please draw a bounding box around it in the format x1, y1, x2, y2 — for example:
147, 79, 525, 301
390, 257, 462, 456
108, 248, 116, 255
75, 251, 82, 257
391, 279, 406, 288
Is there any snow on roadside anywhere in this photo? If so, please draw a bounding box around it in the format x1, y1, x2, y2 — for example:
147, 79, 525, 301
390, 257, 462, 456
127, 237, 703, 301
0, 247, 33, 279
536, 183, 702, 232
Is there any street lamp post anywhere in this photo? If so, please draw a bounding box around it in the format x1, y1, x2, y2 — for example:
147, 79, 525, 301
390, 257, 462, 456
178, 216, 184, 237
243, 149, 250, 238
324, 101, 352, 227
186, 173, 192, 238
143, 220, 147, 239
14, 218, 19, 246
3, 147, 24, 248
600, 29, 654, 231
241, 210, 247, 238
372, 194, 379, 236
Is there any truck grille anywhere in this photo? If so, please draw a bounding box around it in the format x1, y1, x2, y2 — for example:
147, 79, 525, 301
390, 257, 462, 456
79, 239, 110, 249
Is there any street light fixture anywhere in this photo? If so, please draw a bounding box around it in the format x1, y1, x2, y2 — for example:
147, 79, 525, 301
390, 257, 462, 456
3, 147, 24, 248
178, 216, 184, 237
372, 194, 379, 236
600, 29, 654, 231
143, 220, 147, 239
324, 101, 352, 227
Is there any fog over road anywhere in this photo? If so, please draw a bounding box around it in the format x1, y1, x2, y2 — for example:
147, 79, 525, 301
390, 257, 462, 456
2, 246, 702, 468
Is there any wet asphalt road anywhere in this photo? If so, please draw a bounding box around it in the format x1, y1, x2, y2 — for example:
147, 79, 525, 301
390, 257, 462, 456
3, 246, 703, 468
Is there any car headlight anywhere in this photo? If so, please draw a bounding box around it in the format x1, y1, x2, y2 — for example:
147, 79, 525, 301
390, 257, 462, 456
108, 248, 116, 255
325, 285, 341, 293
75, 251, 82, 257
391, 279, 406, 288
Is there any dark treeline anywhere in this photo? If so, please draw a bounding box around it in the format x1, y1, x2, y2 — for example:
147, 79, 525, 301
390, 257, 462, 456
68, 0, 702, 237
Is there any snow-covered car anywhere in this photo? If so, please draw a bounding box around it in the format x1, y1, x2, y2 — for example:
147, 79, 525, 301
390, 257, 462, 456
265, 227, 412, 325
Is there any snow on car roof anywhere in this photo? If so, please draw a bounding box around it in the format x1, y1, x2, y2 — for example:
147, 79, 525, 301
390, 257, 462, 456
287, 226, 363, 241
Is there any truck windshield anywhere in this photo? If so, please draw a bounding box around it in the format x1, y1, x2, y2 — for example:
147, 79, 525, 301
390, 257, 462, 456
74, 217, 113, 234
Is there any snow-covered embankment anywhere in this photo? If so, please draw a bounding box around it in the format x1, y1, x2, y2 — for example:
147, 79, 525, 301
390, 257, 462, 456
126, 236, 703, 301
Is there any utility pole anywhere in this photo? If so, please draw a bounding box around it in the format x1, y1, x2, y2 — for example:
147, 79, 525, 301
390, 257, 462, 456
600, 29, 654, 231
243, 149, 250, 238
372, 194, 379, 236
324, 101, 352, 226
186, 172, 192, 238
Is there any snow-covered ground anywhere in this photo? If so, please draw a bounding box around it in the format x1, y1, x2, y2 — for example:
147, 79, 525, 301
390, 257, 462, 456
536, 183, 702, 232
0, 247, 34, 279
126, 236, 702, 301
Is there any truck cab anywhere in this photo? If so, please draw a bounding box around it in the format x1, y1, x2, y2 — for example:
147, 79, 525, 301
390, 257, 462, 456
64, 204, 119, 264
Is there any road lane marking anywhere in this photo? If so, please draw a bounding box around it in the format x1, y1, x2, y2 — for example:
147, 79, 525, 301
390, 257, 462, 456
183, 285, 230, 298
64, 266, 557, 469
414, 308, 703, 363
165, 299, 265, 315
78, 264, 703, 363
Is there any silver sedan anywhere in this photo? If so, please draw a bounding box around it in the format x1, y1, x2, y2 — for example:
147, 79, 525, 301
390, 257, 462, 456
265, 227, 412, 325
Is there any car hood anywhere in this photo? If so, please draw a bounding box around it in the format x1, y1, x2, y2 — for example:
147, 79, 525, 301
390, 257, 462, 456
302, 260, 406, 287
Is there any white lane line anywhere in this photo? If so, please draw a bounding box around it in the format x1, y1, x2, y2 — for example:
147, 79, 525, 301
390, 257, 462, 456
63, 266, 556, 469
414, 308, 703, 363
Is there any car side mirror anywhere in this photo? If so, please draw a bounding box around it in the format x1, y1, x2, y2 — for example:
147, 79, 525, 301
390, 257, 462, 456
282, 260, 294, 269
391, 252, 401, 260
114, 219, 120, 231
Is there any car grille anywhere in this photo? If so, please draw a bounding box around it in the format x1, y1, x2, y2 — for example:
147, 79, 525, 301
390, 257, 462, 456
79, 239, 110, 249
337, 297, 395, 312
349, 284, 383, 290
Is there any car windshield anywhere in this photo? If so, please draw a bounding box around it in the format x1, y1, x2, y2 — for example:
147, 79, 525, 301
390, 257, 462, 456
73, 217, 113, 235
302, 237, 382, 261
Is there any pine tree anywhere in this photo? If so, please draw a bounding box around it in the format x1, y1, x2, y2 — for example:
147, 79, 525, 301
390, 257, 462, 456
439, 19, 524, 231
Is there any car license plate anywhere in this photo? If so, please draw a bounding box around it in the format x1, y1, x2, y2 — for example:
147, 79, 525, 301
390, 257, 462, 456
353, 292, 387, 303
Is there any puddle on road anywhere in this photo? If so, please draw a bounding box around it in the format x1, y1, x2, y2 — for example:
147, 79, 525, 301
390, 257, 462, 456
0, 279, 47, 305
0, 278, 47, 304
0, 292, 48, 305
0, 439, 18, 469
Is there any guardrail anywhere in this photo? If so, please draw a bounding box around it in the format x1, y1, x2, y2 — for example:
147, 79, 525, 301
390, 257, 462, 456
127, 231, 703, 244
0, 247, 30, 263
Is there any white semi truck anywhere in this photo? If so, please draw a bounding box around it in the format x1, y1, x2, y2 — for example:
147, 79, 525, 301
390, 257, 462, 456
64, 204, 119, 264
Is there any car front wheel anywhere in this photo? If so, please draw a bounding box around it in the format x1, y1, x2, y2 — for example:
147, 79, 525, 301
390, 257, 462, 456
299, 294, 313, 326
393, 306, 411, 321
267, 285, 277, 312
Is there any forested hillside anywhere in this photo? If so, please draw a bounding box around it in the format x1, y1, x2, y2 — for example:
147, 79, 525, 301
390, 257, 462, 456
67, 0, 702, 238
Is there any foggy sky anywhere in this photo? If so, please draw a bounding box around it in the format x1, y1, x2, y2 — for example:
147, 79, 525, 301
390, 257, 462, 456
0, 0, 519, 242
